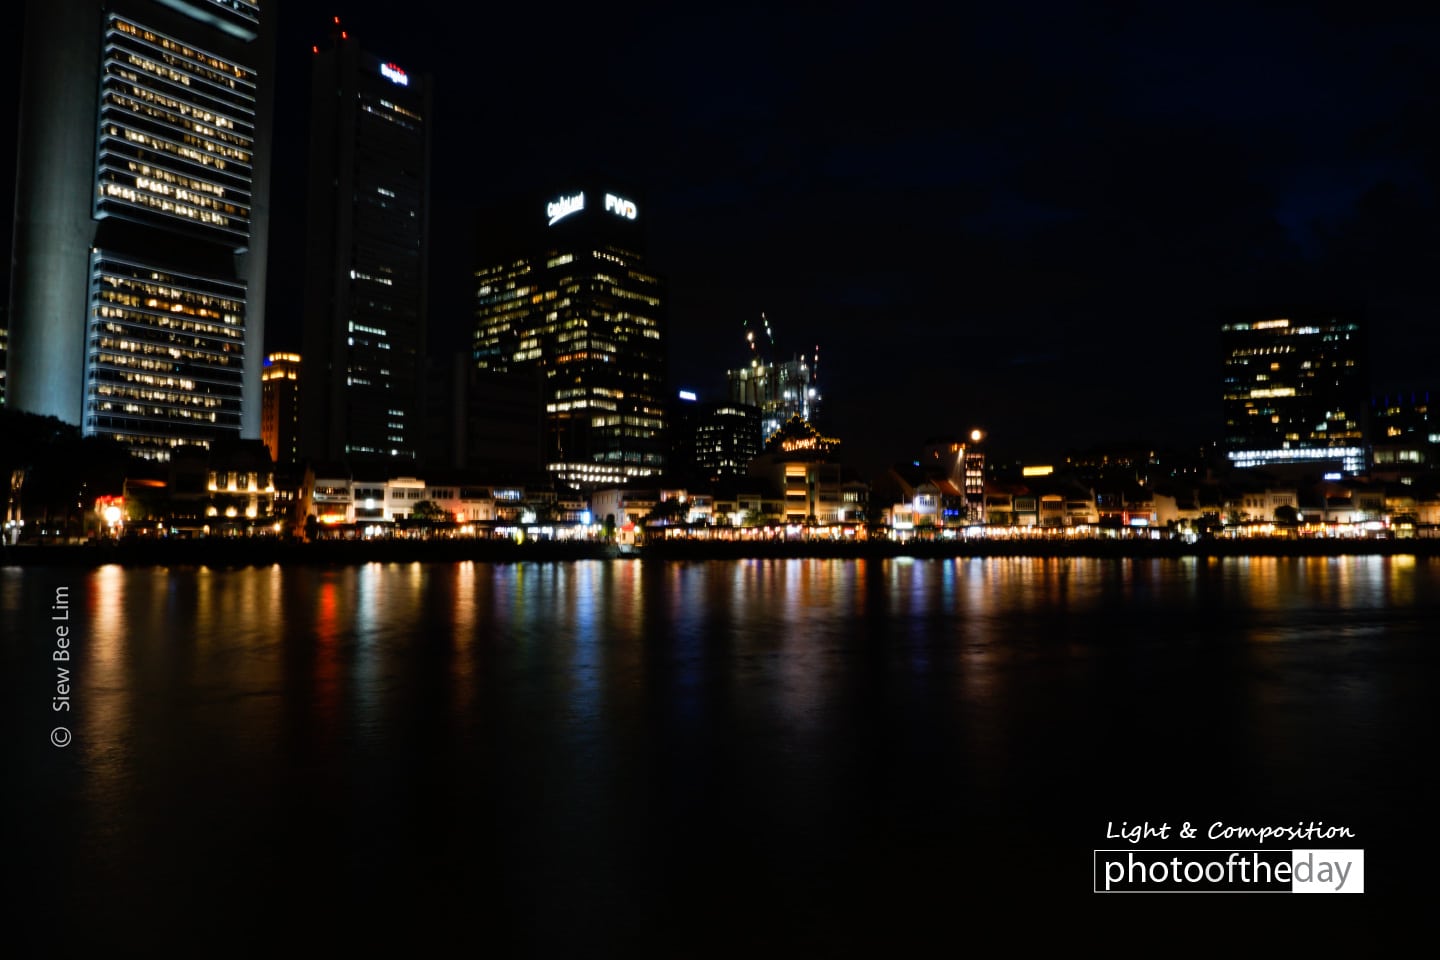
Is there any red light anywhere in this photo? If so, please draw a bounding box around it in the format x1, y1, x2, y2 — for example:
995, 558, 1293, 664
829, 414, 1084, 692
312, 45, 318, 53
341, 31, 347, 39
333, 16, 340, 23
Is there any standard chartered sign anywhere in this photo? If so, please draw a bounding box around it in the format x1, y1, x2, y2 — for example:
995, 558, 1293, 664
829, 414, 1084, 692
545, 190, 638, 226
380, 62, 408, 86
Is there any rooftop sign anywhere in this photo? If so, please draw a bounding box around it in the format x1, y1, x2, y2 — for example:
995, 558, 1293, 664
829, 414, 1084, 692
546, 190, 639, 226
605, 192, 637, 220
547, 191, 584, 226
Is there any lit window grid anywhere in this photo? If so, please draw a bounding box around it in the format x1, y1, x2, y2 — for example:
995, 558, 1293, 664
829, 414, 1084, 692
96, 158, 251, 237
168, 0, 261, 30
340, 371, 418, 460
84, 254, 246, 451
473, 244, 667, 479
94, 49, 254, 156
107, 18, 257, 98
359, 96, 423, 131
96, 16, 256, 239
1221, 317, 1366, 463
101, 44, 255, 143
95, 144, 252, 237
1227, 447, 1365, 473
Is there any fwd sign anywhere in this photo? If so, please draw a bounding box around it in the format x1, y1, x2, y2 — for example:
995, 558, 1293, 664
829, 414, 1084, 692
604, 193, 638, 220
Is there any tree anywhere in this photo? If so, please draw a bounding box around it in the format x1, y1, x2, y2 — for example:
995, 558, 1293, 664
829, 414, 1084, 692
411, 500, 449, 522
647, 498, 689, 526
1, 409, 133, 537
1194, 513, 1222, 539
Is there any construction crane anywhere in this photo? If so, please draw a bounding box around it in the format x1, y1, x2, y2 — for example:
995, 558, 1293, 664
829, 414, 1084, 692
742, 312, 776, 367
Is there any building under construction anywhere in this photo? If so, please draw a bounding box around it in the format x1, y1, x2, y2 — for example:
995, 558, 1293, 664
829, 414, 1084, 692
725, 314, 822, 440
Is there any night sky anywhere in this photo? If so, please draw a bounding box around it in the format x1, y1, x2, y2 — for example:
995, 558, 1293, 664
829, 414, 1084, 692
9, 2, 1440, 474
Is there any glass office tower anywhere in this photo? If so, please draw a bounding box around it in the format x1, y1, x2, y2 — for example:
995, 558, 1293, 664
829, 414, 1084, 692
1221, 313, 1368, 474
300, 21, 432, 467
473, 186, 668, 487
7, 0, 274, 458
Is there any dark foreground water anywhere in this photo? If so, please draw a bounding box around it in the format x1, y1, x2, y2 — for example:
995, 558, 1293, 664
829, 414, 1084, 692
5, 557, 1436, 951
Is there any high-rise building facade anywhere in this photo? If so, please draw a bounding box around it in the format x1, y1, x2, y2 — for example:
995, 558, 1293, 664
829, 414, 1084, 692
260, 351, 300, 466
1370, 391, 1437, 481
6, 0, 274, 458
1221, 313, 1368, 474
671, 392, 762, 484
1, 269, 8, 406
420, 352, 543, 478
724, 317, 822, 440
473, 185, 667, 487
727, 355, 821, 440
300, 21, 431, 467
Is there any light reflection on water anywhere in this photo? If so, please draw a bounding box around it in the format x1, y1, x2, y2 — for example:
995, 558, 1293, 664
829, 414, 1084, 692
5, 555, 1437, 948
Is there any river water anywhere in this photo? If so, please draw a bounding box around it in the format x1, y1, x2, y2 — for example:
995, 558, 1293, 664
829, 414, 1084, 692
5, 556, 1434, 950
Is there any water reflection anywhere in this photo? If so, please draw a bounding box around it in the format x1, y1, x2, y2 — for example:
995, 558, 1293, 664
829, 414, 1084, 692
5, 555, 1437, 947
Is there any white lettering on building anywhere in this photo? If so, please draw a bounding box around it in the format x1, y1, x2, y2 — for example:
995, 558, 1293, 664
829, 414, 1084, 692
604, 193, 638, 220
547, 191, 585, 226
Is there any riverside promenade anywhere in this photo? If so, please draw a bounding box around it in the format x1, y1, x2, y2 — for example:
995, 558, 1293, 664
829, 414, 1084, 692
3, 535, 1437, 567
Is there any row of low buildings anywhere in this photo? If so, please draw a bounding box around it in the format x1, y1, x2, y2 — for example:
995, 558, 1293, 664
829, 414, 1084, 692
59, 422, 1436, 544
892, 478, 1439, 538
875, 436, 1440, 538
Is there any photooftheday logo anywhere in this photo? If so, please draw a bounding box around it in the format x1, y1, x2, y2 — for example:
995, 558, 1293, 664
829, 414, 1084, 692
1094, 849, 1365, 893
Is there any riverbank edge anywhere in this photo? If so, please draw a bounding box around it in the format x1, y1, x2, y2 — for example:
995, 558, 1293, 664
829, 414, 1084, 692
3, 537, 1437, 567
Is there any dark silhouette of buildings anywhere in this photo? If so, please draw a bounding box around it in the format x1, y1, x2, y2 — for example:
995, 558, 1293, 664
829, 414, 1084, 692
300, 19, 432, 467
421, 353, 543, 480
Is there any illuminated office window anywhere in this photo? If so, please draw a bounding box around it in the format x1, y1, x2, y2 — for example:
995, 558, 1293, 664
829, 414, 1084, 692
94, 15, 256, 242
84, 252, 246, 459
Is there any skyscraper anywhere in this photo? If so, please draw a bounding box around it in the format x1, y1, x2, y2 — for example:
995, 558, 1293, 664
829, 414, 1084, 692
1221, 312, 1368, 474
6, 0, 274, 458
300, 20, 431, 467
0, 315, 8, 407
473, 185, 668, 487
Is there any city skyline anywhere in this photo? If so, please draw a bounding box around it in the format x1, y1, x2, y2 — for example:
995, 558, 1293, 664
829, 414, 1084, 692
6, 5, 1437, 942
4, 2, 1439, 474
